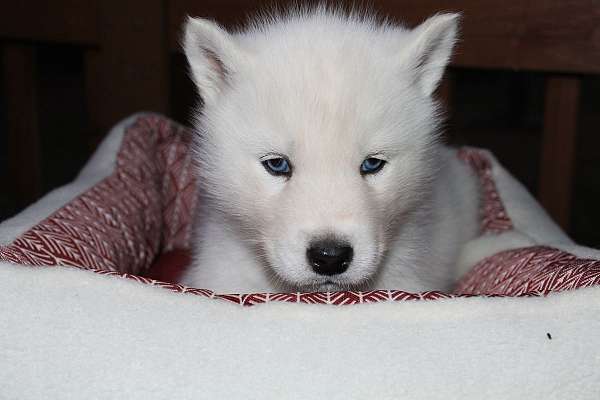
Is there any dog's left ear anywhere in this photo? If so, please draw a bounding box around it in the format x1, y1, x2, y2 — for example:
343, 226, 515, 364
183, 17, 242, 104
403, 13, 460, 97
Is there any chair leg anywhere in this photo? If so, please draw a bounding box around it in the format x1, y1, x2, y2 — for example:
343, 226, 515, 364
538, 75, 581, 231
2, 44, 41, 207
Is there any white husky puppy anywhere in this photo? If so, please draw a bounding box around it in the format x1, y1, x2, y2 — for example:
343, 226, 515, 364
182, 7, 480, 293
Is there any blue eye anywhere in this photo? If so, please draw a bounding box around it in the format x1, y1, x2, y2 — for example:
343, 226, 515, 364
262, 157, 292, 177
360, 157, 386, 175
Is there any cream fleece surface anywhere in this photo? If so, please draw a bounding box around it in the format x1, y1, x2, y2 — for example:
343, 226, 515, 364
0, 261, 599, 399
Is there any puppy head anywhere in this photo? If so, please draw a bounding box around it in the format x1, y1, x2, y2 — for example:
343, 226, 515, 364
184, 10, 459, 291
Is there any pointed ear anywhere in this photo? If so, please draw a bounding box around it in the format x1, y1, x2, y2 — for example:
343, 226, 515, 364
183, 17, 240, 103
403, 13, 460, 97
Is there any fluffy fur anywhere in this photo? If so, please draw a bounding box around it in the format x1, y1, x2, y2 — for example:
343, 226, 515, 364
182, 7, 480, 293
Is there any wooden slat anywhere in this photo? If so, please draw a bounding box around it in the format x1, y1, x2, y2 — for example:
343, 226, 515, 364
0, 1, 99, 45
514, 1, 600, 73
538, 76, 581, 229
2, 44, 41, 205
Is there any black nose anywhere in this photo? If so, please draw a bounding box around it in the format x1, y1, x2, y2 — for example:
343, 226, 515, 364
307, 240, 353, 276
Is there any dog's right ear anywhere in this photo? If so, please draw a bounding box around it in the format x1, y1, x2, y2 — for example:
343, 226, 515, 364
183, 17, 240, 104
401, 13, 460, 97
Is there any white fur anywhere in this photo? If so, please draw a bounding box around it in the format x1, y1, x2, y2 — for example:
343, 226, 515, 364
182, 8, 480, 293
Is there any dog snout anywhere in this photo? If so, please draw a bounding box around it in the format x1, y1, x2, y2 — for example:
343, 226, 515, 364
307, 240, 353, 276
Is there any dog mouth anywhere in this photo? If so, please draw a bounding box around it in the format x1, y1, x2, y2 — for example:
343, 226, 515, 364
318, 281, 338, 292
296, 279, 362, 293
302, 282, 339, 293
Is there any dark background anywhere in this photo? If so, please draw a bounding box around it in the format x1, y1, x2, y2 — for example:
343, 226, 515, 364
1, 0, 599, 248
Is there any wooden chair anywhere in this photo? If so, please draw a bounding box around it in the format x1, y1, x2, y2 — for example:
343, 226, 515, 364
2, 0, 598, 233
